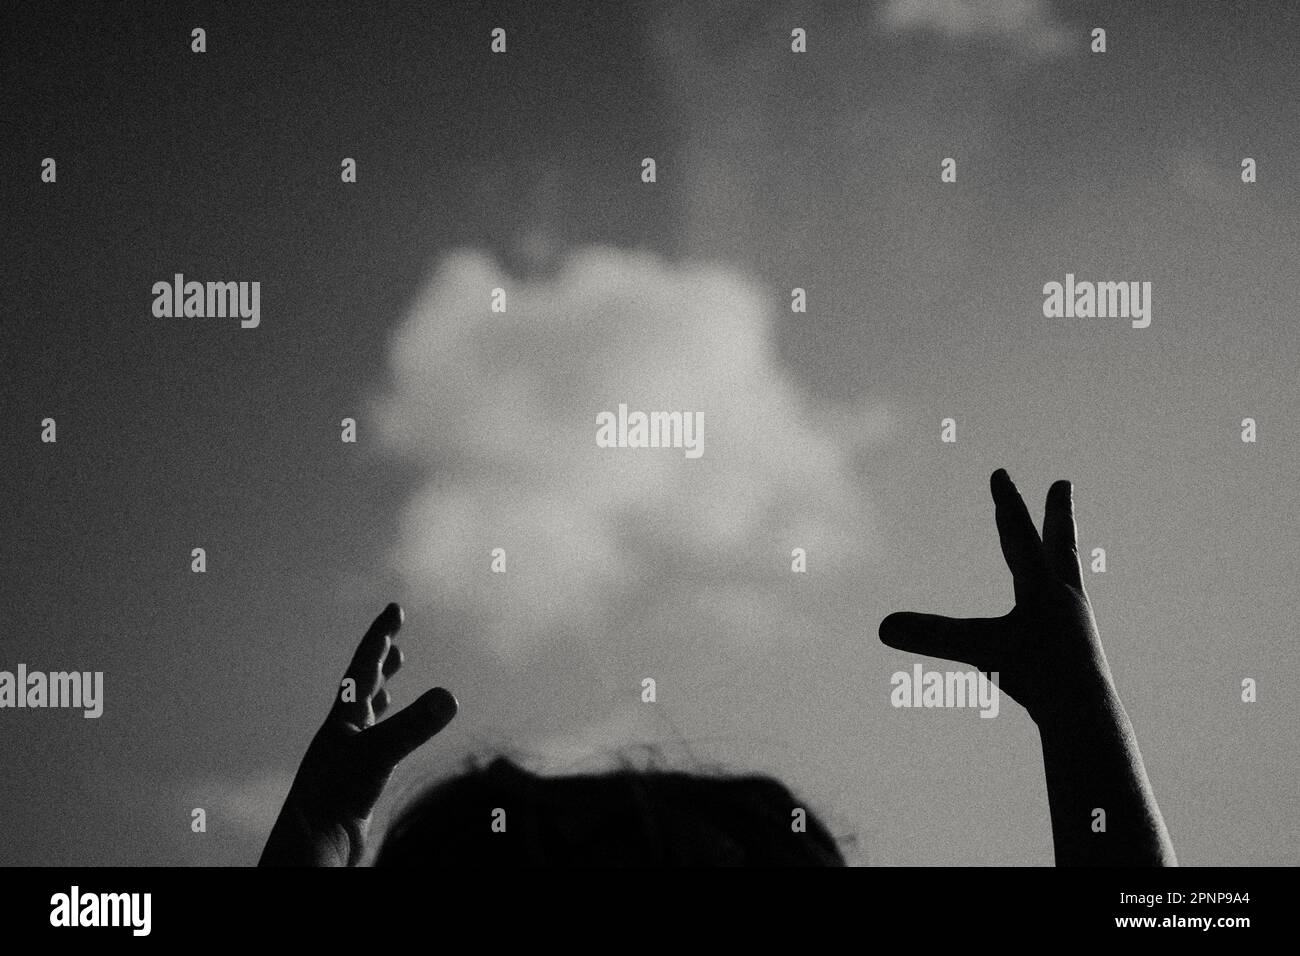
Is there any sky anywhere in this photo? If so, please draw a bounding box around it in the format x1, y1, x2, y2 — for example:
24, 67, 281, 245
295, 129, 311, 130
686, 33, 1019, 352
2, 0, 1297, 865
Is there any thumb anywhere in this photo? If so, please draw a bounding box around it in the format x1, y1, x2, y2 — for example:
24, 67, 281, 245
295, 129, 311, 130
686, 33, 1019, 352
366, 687, 458, 770
879, 612, 1001, 671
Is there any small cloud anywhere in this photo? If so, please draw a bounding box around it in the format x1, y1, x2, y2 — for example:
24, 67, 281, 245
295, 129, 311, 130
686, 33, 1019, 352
879, 0, 1072, 58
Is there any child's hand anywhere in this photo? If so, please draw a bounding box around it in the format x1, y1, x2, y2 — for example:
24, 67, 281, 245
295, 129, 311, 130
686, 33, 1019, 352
259, 603, 458, 866
880, 469, 1118, 726
882, 470, 1176, 864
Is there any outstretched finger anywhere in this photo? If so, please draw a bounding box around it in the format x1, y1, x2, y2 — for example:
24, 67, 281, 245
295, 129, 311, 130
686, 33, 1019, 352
1041, 479, 1084, 590
879, 612, 1003, 672
366, 687, 459, 770
331, 603, 402, 724
990, 469, 1046, 593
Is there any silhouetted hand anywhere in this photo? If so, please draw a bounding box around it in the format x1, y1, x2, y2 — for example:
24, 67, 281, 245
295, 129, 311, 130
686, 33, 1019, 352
880, 469, 1176, 865
879, 469, 1115, 725
260, 603, 458, 866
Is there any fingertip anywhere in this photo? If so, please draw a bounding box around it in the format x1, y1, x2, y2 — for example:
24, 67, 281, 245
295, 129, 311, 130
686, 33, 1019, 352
1048, 479, 1073, 505
383, 602, 404, 629
990, 468, 1015, 501
878, 611, 909, 645
426, 686, 458, 726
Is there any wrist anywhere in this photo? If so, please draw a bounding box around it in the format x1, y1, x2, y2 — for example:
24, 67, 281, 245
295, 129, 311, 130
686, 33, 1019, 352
1032, 672, 1124, 735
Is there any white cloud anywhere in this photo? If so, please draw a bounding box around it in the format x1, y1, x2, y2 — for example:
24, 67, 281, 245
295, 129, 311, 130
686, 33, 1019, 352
879, 0, 1072, 57
371, 247, 887, 663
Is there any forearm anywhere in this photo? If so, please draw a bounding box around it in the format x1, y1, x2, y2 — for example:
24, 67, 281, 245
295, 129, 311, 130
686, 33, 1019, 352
1036, 687, 1176, 866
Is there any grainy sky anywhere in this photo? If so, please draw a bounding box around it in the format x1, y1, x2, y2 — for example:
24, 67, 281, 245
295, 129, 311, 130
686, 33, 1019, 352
2, 0, 1297, 865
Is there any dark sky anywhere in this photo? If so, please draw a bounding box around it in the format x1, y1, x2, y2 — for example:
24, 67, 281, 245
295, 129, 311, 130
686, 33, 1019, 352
2, 0, 1297, 865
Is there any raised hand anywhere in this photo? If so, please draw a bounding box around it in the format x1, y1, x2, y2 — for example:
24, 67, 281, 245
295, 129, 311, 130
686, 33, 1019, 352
879, 469, 1176, 865
879, 468, 1115, 724
259, 603, 458, 866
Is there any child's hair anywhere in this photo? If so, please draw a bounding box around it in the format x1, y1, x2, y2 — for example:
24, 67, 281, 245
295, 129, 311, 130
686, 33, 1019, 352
374, 756, 845, 866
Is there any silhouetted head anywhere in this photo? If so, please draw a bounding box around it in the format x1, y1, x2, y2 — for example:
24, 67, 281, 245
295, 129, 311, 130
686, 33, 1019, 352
375, 757, 845, 866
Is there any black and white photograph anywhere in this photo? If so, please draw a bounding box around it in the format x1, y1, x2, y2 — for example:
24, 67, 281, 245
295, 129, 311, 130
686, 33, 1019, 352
2, 0, 1294, 938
